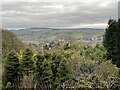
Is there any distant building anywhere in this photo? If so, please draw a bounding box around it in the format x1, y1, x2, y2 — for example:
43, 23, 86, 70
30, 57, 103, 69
118, 1, 120, 19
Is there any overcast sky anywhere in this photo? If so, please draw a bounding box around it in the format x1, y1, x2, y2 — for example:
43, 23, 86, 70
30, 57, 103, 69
1, 0, 119, 29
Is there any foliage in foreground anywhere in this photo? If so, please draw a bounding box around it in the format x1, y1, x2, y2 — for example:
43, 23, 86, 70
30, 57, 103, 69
2, 43, 120, 89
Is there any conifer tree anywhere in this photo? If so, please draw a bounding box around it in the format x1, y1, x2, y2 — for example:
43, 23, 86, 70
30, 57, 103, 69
103, 19, 120, 68
42, 60, 52, 83
51, 53, 70, 87
21, 48, 35, 73
36, 54, 45, 85
51, 53, 62, 81
57, 58, 70, 86
2, 51, 20, 89
20, 48, 35, 88
36, 52, 52, 87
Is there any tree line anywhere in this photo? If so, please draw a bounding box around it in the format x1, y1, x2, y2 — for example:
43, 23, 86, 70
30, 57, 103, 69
2, 48, 70, 89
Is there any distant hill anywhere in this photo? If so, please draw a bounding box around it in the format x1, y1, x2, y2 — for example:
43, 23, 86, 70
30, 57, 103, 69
29, 27, 104, 30
2, 29, 25, 57
7, 27, 104, 31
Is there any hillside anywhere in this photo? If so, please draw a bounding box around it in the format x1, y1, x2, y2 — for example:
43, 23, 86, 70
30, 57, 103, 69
2, 29, 25, 57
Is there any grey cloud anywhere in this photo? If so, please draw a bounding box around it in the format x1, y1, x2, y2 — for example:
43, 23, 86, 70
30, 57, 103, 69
1, 1, 119, 28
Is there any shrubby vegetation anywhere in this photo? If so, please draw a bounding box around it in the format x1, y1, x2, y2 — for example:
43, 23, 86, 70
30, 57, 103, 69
2, 42, 120, 89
